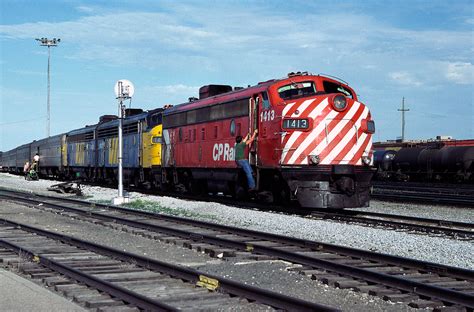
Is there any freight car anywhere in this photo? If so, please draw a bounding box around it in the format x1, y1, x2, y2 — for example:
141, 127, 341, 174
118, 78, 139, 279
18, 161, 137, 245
0, 72, 376, 209
374, 146, 474, 183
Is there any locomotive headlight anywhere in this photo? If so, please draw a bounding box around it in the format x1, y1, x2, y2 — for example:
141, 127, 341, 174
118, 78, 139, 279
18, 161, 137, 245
308, 154, 320, 165
361, 155, 372, 166
332, 94, 347, 111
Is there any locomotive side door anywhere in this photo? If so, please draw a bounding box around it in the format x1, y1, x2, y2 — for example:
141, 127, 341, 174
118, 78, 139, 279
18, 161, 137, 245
249, 96, 259, 166
255, 91, 277, 167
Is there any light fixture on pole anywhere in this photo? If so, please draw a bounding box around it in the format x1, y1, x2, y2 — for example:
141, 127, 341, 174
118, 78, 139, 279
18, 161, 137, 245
112, 79, 134, 205
35, 37, 60, 138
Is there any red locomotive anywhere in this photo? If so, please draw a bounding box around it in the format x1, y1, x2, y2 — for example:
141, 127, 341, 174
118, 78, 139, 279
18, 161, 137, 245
1, 72, 375, 209
161, 72, 375, 208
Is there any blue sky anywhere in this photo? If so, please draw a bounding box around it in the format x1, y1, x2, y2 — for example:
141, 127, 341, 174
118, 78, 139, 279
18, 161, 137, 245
1, 0, 473, 151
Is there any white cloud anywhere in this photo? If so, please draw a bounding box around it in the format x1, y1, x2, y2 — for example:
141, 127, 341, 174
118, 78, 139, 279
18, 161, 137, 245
445, 62, 474, 85
75, 6, 95, 14
388, 71, 423, 87
139, 84, 200, 106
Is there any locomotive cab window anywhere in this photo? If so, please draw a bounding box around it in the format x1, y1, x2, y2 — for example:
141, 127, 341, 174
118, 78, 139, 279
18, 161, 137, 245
262, 92, 270, 109
322, 81, 353, 99
278, 81, 316, 100
152, 136, 162, 144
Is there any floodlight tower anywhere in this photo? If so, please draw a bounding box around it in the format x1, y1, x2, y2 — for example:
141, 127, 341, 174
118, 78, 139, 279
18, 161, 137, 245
35, 37, 61, 137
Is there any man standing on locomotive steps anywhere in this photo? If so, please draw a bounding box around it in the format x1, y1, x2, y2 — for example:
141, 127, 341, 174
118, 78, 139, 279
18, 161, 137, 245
235, 129, 258, 191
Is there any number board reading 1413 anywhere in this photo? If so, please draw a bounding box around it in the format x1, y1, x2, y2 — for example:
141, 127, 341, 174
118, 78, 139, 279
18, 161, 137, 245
282, 118, 309, 130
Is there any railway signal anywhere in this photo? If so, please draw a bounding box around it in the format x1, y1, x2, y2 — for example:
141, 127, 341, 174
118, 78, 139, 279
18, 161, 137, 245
113, 79, 134, 205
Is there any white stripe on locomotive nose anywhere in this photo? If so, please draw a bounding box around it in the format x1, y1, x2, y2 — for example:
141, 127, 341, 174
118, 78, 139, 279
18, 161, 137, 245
308, 98, 329, 119
319, 126, 357, 165
287, 110, 339, 164
281, 98, 329, 163
340, 132, 368, 165
282, 101, 297, 116
305, 101, 361, 162
321, 106, 368, 164
291, 98, 316, 117
281, 131, 302, 160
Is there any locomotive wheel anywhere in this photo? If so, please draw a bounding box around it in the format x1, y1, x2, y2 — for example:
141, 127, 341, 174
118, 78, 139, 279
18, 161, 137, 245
271, 175, 291, 206
189, 179, 205, 195
235, 185, 246, 200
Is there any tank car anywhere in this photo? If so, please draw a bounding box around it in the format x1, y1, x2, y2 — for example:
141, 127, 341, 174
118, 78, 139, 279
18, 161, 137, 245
373, 150, 397, 179
432, 146, 474, 182
376, 146, 474, 183
161, 72, 375, 209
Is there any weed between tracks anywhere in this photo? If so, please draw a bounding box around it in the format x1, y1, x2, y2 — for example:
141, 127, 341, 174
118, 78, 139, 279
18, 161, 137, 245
123, 199, 219, 221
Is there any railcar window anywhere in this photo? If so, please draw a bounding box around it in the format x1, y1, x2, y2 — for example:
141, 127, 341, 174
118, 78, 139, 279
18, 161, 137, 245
230, 119, 236, 136
322, 81, 353, 99
164, 99, 248, 128
262, 92, 270, 109
187, 110, 197, 124
201, 128, 205, 140
278, 81, 316, 100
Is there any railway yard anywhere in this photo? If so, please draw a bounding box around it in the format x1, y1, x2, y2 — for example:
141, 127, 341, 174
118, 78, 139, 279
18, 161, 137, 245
0, 172, 472, 311
2, 0, 473, 310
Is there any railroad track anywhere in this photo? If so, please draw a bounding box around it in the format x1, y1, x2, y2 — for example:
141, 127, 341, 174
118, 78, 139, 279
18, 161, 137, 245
1, 189, 473, 310
308, 210, 474, 240
0, 218, 333, 311
371, 182, 474, 207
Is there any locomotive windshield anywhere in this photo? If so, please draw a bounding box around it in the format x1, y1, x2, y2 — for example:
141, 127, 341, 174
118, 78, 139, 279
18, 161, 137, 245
278, 81, 316, 100
322, 81, 354, 99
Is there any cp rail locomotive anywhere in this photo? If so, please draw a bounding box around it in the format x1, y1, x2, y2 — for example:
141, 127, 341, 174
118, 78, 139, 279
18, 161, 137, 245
1, 72, 376, 209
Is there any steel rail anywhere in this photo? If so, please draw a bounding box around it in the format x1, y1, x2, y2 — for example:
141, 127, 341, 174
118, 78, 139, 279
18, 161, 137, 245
0, 217, 337, 312
371, 183, 474, 207
309, 211, 473, 238
371, 191, 474, 206
1, 190, 473, 307
0, 238, 177, 311
2, 190, 472, 274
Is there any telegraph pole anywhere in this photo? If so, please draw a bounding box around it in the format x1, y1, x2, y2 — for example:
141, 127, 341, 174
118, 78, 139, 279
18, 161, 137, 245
35, 37, 60, 137
398, 97, 409, 142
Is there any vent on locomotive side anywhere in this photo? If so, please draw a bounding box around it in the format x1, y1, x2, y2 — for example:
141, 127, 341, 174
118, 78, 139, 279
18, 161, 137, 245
125, 108, 143, 117
99, 115, 118, 123
199, 84, 232, 99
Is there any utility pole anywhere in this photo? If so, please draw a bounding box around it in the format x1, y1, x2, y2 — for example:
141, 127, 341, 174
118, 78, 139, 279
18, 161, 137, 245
35, 37, 60, 137
398, 97, 409, 142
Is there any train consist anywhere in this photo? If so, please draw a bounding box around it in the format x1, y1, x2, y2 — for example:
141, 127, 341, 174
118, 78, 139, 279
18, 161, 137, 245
374, 146, 474, 183
1, 72, 376, 209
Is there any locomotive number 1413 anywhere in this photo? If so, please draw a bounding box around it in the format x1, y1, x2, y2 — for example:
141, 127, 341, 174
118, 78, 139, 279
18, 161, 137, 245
260, 110, 275, 122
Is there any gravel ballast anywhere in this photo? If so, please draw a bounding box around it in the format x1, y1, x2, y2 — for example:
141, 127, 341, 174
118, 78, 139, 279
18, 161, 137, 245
0, 172, 472, 270
0, 197, 411, 311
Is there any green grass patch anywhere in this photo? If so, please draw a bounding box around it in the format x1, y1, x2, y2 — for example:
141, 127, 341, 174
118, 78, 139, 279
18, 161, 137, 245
124, 199, 219, 221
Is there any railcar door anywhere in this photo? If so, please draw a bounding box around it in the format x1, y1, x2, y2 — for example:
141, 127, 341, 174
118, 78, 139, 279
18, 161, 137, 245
254, 92, 278, 167
249, 96, 259, 166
